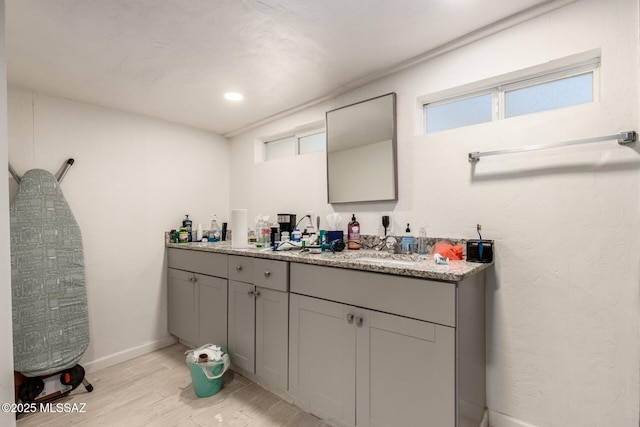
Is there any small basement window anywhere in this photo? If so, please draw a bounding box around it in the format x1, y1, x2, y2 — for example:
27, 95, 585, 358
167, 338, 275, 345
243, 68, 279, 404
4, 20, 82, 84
423, 59, 598, 133
503, 72, 593, 118
425, 93, 493, 133
264, 130, 325, 161
265, 136, 296, 161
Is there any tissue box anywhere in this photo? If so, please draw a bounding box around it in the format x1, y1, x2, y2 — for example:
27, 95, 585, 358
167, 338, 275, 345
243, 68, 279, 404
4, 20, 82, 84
466, 240, 493, 263
327, 230, 344, 242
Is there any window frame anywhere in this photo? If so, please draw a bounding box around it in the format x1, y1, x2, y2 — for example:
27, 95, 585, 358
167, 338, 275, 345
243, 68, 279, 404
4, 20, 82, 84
422, 58, 600, 134
296, 129, 326, 155
263, 128, 326, 162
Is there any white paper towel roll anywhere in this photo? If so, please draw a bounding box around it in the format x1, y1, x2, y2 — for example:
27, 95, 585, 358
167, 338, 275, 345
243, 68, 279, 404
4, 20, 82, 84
231, 209, 248, 248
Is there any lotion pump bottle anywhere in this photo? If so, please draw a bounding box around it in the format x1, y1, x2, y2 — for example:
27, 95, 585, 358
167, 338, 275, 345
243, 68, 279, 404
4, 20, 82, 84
347, 214, 361, 250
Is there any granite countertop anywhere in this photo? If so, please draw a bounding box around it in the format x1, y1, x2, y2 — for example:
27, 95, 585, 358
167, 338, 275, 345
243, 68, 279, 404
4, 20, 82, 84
165, 240, 493, 282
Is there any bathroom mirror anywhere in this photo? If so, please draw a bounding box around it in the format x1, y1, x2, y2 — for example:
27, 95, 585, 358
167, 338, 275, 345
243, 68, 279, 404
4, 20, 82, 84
326, 92, 398, 203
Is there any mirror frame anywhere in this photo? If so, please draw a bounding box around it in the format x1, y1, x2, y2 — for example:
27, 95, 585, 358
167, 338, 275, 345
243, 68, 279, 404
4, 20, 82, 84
325, 92, 398, 204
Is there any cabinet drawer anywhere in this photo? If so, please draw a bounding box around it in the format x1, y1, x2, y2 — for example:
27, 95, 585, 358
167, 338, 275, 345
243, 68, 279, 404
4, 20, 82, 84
290, 263, 456, 327
167, 248, 228, 278
229, 255, 254, 283
253, 259, 288, 291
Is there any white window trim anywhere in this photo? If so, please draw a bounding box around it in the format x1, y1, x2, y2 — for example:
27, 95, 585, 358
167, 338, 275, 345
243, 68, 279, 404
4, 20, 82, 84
418, 51, 601, 134
262, 125, 326, 162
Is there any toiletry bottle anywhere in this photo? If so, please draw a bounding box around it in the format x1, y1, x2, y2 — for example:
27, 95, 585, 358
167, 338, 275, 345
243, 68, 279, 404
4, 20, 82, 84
347, 214, 361, 250
178, 227, 189, 243
417, 227, 427, 255
292, 228, 302, 242
261, 216, 270, 246
183, 214, 193, 242
401, 223, 414, 253
209, 215, 221, 242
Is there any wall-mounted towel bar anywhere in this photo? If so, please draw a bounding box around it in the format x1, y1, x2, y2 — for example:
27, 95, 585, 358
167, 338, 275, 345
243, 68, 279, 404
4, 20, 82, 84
8, 158, 75, 183
468, 131, 637, 163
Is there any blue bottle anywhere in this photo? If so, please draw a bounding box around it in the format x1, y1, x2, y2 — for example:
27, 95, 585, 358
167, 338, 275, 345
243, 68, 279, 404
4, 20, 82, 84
401, 223, 414, 253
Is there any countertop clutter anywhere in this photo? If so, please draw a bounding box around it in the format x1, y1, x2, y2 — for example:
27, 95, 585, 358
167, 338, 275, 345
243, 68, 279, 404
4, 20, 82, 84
165, 237, 492, 282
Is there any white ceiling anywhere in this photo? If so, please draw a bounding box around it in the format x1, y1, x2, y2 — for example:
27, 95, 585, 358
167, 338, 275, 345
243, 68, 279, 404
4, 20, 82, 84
7, 0, 557, 136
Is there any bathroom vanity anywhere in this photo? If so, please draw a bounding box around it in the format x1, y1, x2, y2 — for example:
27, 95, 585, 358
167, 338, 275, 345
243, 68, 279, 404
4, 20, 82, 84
165, 240, 491, 427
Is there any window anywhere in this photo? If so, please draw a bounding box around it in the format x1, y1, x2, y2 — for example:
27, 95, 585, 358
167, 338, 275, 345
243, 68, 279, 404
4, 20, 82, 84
264, 130, 325, 161
425, 93, 493, 133
265, 136, 295, 161
504, 72, 593, 118
298, 131, 325, 154
424, 61, 597, 134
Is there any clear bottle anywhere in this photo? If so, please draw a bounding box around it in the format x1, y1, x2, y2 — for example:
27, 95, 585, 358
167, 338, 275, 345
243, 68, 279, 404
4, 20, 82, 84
347, 214, 361, 250
260, 216, 270, 247
417, 227, 427, 255
209, 214, 221, 242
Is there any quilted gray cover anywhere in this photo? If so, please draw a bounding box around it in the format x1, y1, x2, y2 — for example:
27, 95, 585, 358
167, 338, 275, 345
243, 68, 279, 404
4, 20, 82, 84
11, 169, 89, 377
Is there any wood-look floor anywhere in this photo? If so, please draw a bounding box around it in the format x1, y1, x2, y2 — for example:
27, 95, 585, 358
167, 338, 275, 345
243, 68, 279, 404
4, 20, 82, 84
17, 343, 329, 427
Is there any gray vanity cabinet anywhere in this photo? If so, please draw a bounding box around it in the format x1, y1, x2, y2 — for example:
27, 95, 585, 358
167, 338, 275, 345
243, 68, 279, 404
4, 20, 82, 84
228, 255, 289, 390
289, 263, 484, 427
167, 248, 228, 348
289, 293, 454, 427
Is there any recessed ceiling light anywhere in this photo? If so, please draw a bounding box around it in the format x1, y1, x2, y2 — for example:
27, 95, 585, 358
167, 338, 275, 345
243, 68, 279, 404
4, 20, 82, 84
224, 92, 244, 101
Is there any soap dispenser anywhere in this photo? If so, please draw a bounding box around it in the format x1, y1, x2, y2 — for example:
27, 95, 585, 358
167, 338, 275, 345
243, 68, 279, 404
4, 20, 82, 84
347, 214, 361, 250
401, 223, 414, 253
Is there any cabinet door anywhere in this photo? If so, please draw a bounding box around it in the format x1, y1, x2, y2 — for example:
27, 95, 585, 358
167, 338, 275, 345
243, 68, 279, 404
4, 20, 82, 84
228, 280, 255, 373
167, 268, 196, 344
196, 274, 228, 348
255, 287, 288, 390
356, 310, 455, 427
289, 294, 356, 426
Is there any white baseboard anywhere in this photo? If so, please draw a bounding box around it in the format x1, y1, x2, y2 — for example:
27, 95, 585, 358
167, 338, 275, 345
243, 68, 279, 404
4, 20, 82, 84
81, 335, 178, 373
479, 409, 489, 427
489, 410, 538, 427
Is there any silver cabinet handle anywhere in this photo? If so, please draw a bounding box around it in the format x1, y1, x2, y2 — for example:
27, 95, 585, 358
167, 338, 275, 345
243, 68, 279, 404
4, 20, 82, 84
264, 271, 271, 278
355, 317, 363, 327
248, 290, 254, 297
236, 265, 243, 272
347, 314, 354, 324
248, 289, 260, 298
254, 290, 261, 297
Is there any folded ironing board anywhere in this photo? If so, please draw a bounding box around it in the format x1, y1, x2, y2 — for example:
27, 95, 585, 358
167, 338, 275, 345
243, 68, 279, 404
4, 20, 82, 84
10, 169, 90, 377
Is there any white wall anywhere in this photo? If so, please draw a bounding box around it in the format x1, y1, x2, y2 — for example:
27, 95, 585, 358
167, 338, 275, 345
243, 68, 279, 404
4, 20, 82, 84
0, 1, 16, 426
230, 0, 640, 425
8, 87, 230, 371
